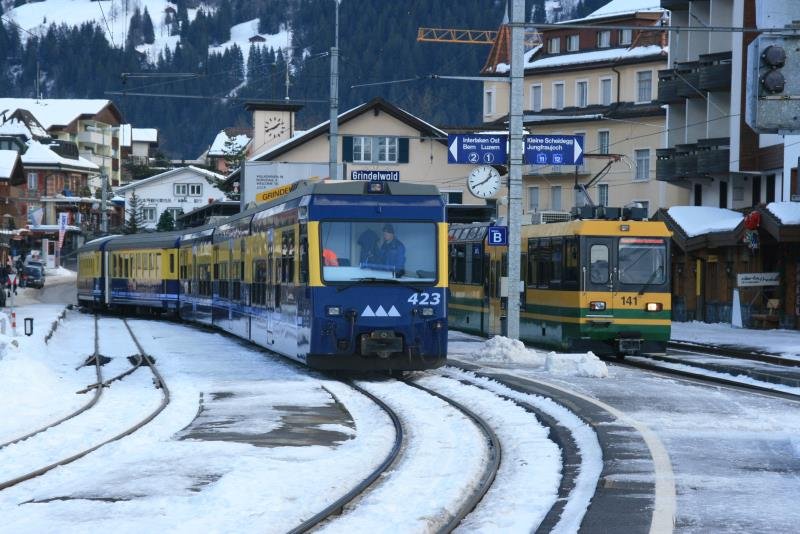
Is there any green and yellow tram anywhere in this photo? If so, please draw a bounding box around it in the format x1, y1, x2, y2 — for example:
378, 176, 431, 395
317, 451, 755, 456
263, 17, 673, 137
448, 214, 671, 356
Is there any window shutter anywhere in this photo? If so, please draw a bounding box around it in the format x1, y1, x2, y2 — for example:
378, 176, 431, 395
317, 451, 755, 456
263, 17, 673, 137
342, 136, 353, 162
398, 138, 409, 163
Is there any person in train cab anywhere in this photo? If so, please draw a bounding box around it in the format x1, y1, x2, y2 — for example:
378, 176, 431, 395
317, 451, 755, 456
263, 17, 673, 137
377, 223, 406, 275
357, 228, 380, 263
323, 248, 339, 266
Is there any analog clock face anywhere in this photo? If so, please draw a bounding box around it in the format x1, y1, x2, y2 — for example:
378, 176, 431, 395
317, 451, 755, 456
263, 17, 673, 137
468, 165, 501, 199
263, 116, 287, 140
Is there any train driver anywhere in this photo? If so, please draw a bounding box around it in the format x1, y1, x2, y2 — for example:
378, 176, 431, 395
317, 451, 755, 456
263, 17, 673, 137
377, 224, 406, 275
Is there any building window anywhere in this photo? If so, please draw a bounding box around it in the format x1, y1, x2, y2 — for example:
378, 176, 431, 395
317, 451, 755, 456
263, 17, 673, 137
567, 34, 579, 52
551, 186, 562, 211
548, 37, 561, 54
733, 185, 744, 202
353, 136, 372, 162
553, 82, 565, 110
189, 183, 202, 196
174, 183, 187, 196
576, 81, 588, 108
598, 183, 609, 206
531, 84, 542, 112
597, 30, 611, 48
142, 207, 157, 222
528, 186, 539, 212
165, 207, 183, 222
27, 172, 37, 191
377, 137, 398, 163
484, 89, 496, 115
600, 78, 612, 106
598, 130, 610, 154
635, 149, 650, 181
619, 29, 632, 45
441, 191, 463, 204
637, 71, 653, 103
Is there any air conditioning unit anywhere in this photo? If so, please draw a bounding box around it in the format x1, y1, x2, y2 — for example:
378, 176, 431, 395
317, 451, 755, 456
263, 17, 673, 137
530, 210, 572, 224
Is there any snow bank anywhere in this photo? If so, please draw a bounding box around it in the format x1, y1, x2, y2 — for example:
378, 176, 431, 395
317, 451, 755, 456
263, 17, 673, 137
460, 335, 608, 378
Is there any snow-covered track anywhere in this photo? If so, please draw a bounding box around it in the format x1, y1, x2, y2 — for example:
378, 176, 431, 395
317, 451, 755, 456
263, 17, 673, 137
288, 380, 404, 534
618, 354, 800, 402
403, 379, 501, 532
0, 315, 104, 451
0, 317, 170, 491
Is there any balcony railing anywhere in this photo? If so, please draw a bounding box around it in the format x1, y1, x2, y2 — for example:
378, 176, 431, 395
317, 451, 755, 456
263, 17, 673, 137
674, 143, 698, 178
698, 52, 733, 92
675, 61, 702, 99
697, 137, 730, 176
658, 70, 682, 103
76, 130, 105, 145
656, 148, 677, 182
661, 0, 690, 10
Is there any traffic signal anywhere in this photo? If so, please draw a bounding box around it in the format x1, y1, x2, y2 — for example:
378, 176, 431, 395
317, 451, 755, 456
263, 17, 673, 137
746, 34, 800, 133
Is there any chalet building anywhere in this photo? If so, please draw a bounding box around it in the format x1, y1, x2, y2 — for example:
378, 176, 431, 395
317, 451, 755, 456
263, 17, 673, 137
120, 125, 159, 168
203, 127, 252, 174
0, 98, 124, 190
0, 150, 24, 229
656, 202, 800, 330
481, 0, 689, 220
226, 98, 491, 221
114, 166, 228, 230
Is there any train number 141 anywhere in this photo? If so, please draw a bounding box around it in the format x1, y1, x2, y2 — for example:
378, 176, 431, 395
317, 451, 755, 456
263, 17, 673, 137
620, 295, 639, 306
408, 292, 441, 305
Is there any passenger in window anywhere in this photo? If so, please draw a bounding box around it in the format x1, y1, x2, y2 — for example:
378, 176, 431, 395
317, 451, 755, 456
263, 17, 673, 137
377, 224, 406, 275
323, 248, 339, 266
357, 228, 380, 263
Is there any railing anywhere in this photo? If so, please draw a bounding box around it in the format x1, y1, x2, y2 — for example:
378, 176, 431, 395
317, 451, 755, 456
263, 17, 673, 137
698, 52, 733, 92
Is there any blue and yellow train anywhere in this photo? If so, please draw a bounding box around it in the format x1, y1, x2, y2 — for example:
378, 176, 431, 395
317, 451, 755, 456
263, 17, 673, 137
77, 180, 449, 371
448, 210, 671, 356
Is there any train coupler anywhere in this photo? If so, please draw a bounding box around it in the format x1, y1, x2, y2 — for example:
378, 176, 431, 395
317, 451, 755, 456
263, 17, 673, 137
361, 330, 403, 359
616, 337, 642, 355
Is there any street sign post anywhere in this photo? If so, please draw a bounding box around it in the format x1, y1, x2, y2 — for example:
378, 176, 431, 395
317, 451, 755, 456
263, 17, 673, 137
524, 134, 584, 165
487, 226, 508, 246
448, 134, 508, 164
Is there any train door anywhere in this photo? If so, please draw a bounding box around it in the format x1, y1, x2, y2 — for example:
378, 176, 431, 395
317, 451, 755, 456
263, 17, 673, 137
265, 227, 276, 347
584, 237, 615, 317
486, 245, 504, 336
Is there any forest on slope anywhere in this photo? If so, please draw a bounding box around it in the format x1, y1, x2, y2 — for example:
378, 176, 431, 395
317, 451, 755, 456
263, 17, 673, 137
1, 0, 607, 158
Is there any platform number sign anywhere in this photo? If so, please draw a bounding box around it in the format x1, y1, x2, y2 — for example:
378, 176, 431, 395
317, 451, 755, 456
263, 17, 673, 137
487, 226, 508, 246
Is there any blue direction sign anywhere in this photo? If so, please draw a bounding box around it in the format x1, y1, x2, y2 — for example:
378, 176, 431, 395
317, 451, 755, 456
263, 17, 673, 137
487, 226, 508, 246
448, 134, 508, 164
524, 134, 584, 166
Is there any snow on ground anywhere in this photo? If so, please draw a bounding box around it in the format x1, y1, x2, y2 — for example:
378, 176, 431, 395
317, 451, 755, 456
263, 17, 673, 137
671, 321, 800, 361
207, 18, 292, 78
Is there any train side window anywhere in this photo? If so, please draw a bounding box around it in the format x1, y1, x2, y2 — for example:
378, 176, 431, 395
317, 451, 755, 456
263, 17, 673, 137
527, 239, 537, 286
470, 243, 483, 284
537, 239, 551, 288
550, 238, 562, 286
170, 253, 175, 274
590, 244, 609, 284
563, 237, 579, 285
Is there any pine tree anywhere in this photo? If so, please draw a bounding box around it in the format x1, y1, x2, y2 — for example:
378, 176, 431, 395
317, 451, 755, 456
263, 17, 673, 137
124, 191, 145, 234
142, 8, 155, 45
223, 135, 246, 172
126, 7, 143, 50
156, 210, 175, 232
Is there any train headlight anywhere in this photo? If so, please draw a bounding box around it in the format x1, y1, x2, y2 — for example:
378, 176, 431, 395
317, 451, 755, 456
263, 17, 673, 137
421, 307, 435, 316
326, 305, 342, 316
646, 302, 663, 312
589, 301, 606, 311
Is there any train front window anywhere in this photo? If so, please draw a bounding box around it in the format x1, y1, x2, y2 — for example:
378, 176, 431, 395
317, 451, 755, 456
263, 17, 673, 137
320, 221, 437, 282
618, 238, 667, 285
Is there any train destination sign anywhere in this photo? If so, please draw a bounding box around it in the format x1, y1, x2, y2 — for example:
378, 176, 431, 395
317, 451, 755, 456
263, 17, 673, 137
448, 134, 508, 164
524, 134, 584, 166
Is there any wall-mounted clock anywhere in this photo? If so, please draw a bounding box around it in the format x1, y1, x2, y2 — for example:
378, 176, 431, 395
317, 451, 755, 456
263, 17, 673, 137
468, 165, 501, 199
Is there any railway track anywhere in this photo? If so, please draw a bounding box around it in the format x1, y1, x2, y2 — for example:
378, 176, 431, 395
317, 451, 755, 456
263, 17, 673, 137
0, 316, 170, 491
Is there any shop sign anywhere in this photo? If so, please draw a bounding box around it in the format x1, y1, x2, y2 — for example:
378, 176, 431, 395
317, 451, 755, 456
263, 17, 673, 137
737, 272, 780, 287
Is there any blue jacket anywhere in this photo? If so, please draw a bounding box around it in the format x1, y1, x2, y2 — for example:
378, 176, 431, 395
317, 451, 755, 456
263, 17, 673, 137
378, 239, 405, 274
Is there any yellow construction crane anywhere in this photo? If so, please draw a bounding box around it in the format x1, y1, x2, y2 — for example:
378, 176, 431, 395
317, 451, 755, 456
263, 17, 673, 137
417, 27, 542, 48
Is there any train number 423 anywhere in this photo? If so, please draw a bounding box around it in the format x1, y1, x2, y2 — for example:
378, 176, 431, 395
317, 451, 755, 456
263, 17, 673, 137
408, 292, 441, 305
620, 296, 639, 306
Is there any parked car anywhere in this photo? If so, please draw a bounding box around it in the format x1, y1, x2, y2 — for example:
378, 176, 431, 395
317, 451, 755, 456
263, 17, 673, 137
22, 265, 45, 289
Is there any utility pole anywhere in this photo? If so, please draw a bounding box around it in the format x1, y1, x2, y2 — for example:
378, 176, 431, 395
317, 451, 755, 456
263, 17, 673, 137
329, 0, 340, 180
101, 169, 108, 234
506, 0, 524, 339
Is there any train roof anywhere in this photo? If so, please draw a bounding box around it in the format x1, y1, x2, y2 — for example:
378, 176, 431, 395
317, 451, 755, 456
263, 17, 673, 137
102, 230, 184, 250
78, 235, 117, 252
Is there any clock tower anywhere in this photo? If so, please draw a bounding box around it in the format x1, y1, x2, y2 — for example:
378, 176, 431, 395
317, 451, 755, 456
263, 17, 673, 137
246, 101, 304, 155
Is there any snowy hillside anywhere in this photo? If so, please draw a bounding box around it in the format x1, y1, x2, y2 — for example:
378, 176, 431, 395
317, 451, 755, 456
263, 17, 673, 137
5, 0, 291, 64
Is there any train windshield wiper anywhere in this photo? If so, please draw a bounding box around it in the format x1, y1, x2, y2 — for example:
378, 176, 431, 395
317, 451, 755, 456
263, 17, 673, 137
637, 265, 663, 295
336, 277, 401, 292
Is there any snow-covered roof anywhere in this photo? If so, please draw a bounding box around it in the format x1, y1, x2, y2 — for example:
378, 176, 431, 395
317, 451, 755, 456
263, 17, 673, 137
0, 150, 21, 180
528, 44, 665, 70
767, 202, 800, 225
208, 130, 251, 156
667, 206, 743, 238
21, 140, 99, 172
132, 128, 158, 144
566, 0, 664, 23
0, 118, 34, 139
114, 165, 226, 193
0, 98, 113, 130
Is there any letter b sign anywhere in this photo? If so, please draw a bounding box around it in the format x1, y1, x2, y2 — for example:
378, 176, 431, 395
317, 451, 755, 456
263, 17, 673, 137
487, 226, 508, 246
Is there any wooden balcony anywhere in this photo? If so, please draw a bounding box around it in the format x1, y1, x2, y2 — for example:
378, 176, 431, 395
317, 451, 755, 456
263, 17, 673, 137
658, 70, 682, 103
656, 148, 677, 182
697, 137, 730, 176
698, 52, 732, 92
675, 61, 702, 99
674, 143, 698, 178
